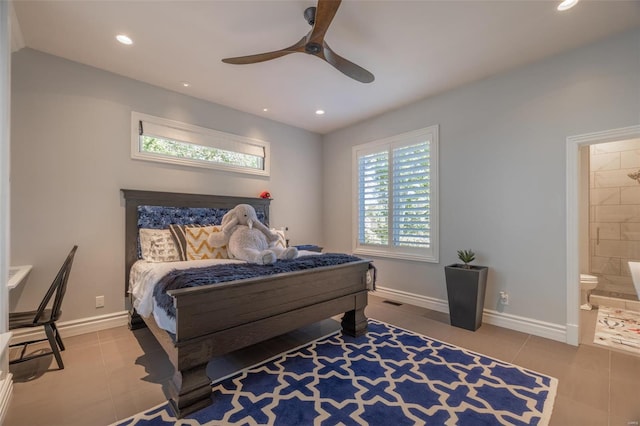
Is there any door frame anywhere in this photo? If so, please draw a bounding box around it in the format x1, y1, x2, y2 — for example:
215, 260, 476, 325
566, 125, 640, 345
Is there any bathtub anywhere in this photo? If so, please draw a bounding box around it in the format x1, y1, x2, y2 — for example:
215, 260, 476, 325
626, 261, 640, 299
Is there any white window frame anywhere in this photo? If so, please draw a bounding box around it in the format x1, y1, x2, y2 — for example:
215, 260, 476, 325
352, 125, 439, 262
131, 112, 270, 176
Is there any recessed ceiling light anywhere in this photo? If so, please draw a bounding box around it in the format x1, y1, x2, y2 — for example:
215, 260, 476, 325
315, 109, 325, 115
116, 34, 133, 45
557, 0, 579, 11
181, 82, 191, 87
263, 108, 269, 112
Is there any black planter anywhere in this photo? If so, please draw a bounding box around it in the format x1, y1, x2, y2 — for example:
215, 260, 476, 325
445, 264, 489, 331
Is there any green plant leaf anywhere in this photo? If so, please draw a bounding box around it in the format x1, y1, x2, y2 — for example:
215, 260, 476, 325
457, 249, 475, 266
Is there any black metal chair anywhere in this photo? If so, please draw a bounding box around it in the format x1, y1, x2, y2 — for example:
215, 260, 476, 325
9, 245, 78, 370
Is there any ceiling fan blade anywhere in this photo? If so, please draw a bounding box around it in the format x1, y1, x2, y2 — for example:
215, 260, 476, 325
309, 0, 342, 44
222, 36, 306, 65
222, 1, 375, 84
322, 42, 374, 83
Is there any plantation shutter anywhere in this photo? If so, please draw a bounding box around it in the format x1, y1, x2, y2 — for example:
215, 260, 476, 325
392, 142, 430, 248
353, 125, 438, 262
358, 151, 389, 245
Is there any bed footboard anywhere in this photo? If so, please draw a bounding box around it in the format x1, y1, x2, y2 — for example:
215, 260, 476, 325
169, 291, 369, 417
135, 261, 370, 418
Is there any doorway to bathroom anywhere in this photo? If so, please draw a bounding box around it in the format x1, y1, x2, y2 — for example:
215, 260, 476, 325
583, 140, 640, 308
567, 125, 640, 347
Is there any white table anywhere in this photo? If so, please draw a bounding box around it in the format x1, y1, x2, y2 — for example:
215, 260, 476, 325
8, 265, 32, 290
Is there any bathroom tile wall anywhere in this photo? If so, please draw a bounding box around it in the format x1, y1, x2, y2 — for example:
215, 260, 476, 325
590, 139, 640, 301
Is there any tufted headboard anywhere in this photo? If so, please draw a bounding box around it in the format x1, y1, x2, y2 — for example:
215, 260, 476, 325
121, 189, 270, 295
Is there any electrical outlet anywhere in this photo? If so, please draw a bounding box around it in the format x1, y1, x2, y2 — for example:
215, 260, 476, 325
499, 291, 509, 305
96, 295, 105, 308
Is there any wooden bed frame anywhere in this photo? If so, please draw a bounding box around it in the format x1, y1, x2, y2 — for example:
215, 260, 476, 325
122, 189, 370, 418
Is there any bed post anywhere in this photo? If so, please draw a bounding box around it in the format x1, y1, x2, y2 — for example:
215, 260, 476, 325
341, 291, 368, 336
168, 363, 212, 417
128, 308, 146, 330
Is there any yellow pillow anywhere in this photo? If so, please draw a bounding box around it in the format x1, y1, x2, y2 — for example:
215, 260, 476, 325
184, 225, 228, 260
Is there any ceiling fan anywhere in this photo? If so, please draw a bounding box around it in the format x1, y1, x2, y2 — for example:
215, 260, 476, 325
221, 0, 375, 84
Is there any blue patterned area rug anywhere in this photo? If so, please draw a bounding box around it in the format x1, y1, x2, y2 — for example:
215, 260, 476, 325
115, 319, 557, 425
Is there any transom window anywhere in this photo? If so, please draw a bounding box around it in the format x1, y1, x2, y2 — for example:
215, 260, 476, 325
352, 126, 439, 262
131, 112, 269, 176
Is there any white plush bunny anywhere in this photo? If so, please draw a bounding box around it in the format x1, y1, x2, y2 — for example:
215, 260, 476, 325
208, 204, 298, 265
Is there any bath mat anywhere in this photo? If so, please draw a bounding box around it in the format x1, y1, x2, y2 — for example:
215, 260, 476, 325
115, 319, 558, 426
594, 306, 640, 355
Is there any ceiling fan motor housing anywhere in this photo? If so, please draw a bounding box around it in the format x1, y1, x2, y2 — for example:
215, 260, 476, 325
304, 7, 316, 25
305, 42, 322, 54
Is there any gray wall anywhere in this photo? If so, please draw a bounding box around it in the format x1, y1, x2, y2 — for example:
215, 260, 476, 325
323, 29, 640, 325
10, 49, 323, 320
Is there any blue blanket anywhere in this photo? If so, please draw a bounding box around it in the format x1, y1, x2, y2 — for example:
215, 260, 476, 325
153, 254, 368, 319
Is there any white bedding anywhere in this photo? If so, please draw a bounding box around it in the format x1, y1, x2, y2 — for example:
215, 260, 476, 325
130, 258, 244, 334
129, 251, 321, 334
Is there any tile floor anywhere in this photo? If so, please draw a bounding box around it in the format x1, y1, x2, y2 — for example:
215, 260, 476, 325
5, 295, 640, 426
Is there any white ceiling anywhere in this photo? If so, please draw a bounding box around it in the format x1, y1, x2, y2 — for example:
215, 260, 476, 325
11, 0, 640, 134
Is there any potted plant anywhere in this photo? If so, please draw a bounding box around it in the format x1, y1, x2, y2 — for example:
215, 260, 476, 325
444, 250, 489, 331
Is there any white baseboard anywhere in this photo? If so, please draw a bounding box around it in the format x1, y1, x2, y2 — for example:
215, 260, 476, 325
565, 323, 579, 346
10, 311, 129, 344
482, 309, 567, 343
373, 286, 450, 314
0, 373, 12, 425
373, 286, 568, 343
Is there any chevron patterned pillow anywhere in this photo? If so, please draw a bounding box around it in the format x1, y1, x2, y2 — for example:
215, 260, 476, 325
184, 225, 228, 260
269, 228, 287, 249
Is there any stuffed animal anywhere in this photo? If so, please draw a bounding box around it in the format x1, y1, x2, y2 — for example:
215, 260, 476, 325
208, 204, 298, 265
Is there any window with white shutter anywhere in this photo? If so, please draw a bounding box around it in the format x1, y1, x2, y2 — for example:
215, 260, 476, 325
353, 126, 438, 262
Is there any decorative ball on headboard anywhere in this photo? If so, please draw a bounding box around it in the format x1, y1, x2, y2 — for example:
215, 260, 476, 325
259, 191, 271, 199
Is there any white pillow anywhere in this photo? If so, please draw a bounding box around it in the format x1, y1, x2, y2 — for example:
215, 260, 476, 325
139, 228, 181, 262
